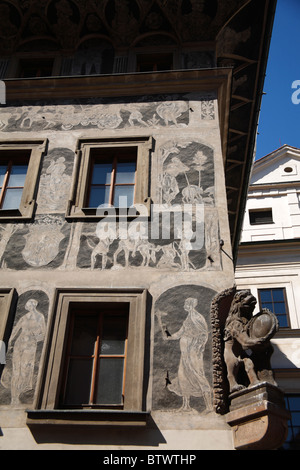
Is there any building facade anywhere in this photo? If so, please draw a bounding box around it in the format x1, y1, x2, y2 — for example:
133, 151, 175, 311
0, 0, 280, 450
236, 144, 300, 449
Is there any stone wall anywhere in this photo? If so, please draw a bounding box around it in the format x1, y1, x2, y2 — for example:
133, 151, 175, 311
0, 91, 235, 448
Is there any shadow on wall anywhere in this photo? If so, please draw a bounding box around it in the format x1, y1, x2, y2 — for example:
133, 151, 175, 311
26, 415, 166, 447
271, 341, 300, 370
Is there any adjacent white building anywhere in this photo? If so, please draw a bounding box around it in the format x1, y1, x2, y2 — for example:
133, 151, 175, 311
236, 144, 300, 449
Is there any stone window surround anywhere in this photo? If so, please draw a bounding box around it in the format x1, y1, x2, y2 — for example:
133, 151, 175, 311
0, 288, 17, 345
66, 136, 153, 219
27, 288, 149, 427
0, 139, 47, 220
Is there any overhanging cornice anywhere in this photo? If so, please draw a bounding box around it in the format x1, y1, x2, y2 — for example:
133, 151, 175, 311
4, 68, 232, 101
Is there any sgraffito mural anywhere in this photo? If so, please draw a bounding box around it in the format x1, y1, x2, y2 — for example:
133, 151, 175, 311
0, 94, 215, 132
0, 126, 221, 271
158, 139, 215, 205
37, 148, 74, 212
0, 96, 189, 132
75, 206, 219, 271
152, 284, 216, 414
0, 215, 70, 270
0, 290, 49, 405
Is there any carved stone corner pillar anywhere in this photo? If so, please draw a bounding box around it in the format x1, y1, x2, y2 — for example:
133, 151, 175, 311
225, 382, 290, 450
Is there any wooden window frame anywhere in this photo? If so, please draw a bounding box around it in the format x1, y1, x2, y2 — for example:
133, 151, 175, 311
258, 287, 291, 329
61, 306, 129, 409
249, 208, 274, 225
0, 288, 17, 347
87, 148, 137, 209
28, 288, 149, 426
282, 393, 300, 449
66, 137, 153, 219
0, 140, 47, 220
0, 154, 29, 210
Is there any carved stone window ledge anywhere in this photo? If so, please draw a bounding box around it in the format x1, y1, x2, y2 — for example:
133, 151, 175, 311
65, 200, 152, 221
26, 409, 150, 428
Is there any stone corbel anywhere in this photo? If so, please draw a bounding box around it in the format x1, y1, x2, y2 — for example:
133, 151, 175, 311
226, 382, 290, 450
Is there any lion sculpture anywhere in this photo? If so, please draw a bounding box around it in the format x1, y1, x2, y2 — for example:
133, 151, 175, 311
223, 289, 278, 394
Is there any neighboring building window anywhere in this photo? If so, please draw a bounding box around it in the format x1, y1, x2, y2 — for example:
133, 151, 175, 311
68, 137, 152, 218
0, 141, 47, 219
35, 289, 148, 417
18, 58, 54, 78
249, 208, 273, 225
136, 52, 173, 72
258, 288, 290, 328
282, 395, 300, 449
61, 305, 129, 408
87, 148, 136, 209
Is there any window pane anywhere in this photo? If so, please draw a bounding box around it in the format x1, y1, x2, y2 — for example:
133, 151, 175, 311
261, 302, 273, 312
2, 188, 23, 209
284, 396, 300, 449
259, 290, 272, 302
70, 315, 98, 356
100, 315, 127, 355
91, 163, 112, 185
249, 209, 273, 224
272, 289, 285, 302
113, 185, 134, 207
115, 162, 136, 184
291, 412, 300, 426
96, 357, 124, 405
8, 164, 28, 187
0, 165, 7, 187
88, 186, 111, 207
288, 396, 300, 411
64, 358, 93, 405
277, 315, 288, 328
274, 302, 286, 315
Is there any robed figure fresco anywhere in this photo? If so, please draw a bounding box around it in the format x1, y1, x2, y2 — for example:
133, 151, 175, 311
157, 297, 213, 412
1, 299, 46, 405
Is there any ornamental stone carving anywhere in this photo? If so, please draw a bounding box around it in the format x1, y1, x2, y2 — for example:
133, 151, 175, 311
223, 290, 278, 394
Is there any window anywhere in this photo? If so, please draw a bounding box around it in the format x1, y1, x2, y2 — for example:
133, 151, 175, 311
61, 304, 129, 408
249, 208, 273, 225
0, 140, 47, 219
67, 137, 152, 218
282, 395, 300, 449
18, 58, 54, 78
258, 288, 290, 328
29, 289, 149, 425
87, 148, 136, 209
136, 53, 173, 72
0, 155, 29, 210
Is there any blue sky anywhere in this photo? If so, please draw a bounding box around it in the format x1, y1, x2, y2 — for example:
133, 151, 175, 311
255, 0, 300, 160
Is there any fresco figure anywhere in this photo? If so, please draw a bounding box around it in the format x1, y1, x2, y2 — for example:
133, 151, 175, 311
157, 297, 213, 412
2, 299, 46, 405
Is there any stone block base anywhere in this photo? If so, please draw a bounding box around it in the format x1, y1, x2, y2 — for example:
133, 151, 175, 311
226, 382, 290, 450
